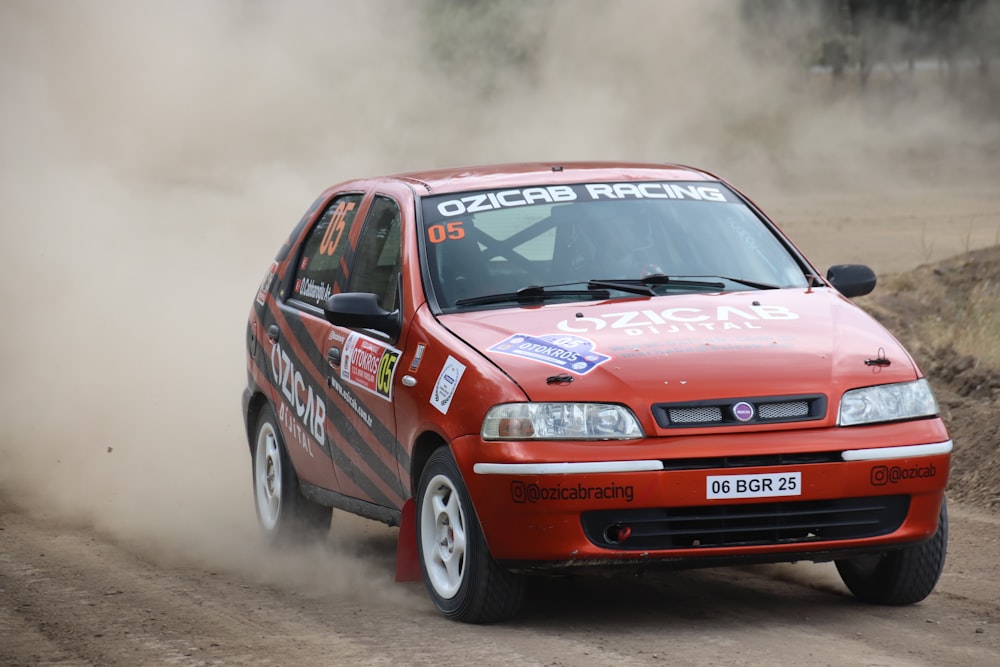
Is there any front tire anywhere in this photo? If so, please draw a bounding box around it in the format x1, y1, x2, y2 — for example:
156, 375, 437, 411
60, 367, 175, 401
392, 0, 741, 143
416, 447, 524, 623
252, 404, 331, 545
835, 498, 948, 605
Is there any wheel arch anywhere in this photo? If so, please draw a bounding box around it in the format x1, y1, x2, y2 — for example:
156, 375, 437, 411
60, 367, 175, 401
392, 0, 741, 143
244, 390, 271, 453
409, 430, 449, 497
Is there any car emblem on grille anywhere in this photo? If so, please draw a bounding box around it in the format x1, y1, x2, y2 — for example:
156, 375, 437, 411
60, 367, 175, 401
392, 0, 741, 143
732, 401, 755, 422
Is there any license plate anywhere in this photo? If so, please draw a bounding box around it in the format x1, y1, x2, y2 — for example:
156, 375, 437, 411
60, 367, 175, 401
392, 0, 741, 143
706, 472, 802, 499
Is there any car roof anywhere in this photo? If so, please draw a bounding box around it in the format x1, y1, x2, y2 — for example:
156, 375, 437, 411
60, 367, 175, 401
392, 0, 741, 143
356, 162, 721, 196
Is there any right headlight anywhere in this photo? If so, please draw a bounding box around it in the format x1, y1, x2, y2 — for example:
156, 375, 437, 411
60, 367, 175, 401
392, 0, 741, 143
838, 378, 939, 426
482, 403, 643, 440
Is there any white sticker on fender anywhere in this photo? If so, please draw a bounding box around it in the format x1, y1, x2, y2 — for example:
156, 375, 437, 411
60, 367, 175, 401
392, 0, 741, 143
431, 356, 465, 415
706, 472, 801, 499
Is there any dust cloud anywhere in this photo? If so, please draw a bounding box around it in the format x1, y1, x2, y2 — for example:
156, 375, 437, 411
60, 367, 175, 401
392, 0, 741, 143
1, 0, 996, 593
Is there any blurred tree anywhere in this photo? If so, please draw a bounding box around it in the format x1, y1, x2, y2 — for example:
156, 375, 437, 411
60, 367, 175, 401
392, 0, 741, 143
742, 0, 998, 85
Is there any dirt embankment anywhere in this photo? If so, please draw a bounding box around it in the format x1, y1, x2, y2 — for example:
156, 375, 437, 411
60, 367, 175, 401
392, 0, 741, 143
861, 245, 1000, 512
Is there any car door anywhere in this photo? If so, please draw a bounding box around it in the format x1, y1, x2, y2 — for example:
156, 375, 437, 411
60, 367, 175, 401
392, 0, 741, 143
319, 192, 411, 512
267, 190, 368, 494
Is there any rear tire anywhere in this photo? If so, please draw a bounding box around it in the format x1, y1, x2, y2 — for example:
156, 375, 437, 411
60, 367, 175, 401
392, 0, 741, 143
835, 498, 948, 605
416, 447, 524, 623
252, 404, 331, 546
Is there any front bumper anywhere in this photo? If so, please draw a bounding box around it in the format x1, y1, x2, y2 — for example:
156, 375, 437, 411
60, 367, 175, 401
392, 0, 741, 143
454, 418, 950, 565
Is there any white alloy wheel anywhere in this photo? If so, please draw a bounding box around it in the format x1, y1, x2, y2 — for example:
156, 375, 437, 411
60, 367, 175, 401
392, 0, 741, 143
250, 404, 331, 545
254, 419, 283, 532
420, 472, 468, 599
415, 447, 524, 623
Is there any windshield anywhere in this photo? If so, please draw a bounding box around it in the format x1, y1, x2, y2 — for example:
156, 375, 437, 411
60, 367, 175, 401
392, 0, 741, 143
420, 181, 809, 310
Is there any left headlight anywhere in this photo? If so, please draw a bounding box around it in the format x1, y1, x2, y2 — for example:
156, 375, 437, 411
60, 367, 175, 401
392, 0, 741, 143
482, 403, 644, 440
838, 379, 939, 426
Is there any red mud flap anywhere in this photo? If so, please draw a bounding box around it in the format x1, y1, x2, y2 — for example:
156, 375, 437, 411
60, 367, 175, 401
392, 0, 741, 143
395, 498, 421, 582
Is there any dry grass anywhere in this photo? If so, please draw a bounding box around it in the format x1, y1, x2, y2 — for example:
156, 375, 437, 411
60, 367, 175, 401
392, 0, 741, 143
865, 246, 1000, 370
917, 279, 1000, 368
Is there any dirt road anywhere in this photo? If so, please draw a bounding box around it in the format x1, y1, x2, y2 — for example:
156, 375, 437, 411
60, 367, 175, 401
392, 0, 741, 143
2, 494, 998, 666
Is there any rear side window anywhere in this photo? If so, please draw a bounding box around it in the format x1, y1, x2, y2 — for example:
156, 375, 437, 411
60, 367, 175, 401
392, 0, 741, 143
291, 193, 364, 308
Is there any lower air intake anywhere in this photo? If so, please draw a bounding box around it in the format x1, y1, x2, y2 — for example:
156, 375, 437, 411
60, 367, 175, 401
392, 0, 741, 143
582, 495, 910, 551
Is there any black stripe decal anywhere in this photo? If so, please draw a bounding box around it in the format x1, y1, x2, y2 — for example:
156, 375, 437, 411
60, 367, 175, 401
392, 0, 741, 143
278, 306, 409, 504
278, 307, 412, 472
250, 309, 335, 461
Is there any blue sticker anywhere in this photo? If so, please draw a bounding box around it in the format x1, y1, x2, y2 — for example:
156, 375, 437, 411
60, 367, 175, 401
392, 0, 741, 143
488, 334, 611, 375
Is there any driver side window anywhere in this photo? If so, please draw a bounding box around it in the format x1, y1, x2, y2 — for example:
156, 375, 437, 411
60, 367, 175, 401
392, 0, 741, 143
347, 196, 402, 311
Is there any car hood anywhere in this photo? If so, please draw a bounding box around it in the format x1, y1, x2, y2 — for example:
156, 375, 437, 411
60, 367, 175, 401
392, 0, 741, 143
437, 288, 920, 406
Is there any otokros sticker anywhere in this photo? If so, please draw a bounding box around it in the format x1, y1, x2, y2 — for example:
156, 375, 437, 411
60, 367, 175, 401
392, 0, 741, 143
488, 333, 610, 375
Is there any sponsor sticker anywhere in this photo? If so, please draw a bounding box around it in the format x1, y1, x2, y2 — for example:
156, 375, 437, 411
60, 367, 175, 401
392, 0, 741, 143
511, 480, 634, 504
433, 182, 734, 217
328, 375, 374, 428
269, 341, 326, 456
557, 305, 799, 337
295, 277, 332, 303
431, 356, 465, 414
870, 463, 937, 486
340, 333, 401, 401
488, 333, 610, 375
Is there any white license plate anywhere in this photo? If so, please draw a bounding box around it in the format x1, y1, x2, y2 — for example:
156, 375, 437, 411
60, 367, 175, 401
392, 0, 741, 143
706, 472, 802, 499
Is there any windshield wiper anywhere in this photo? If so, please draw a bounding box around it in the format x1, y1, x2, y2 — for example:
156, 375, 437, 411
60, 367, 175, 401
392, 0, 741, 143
589, 274, 782, 294
713, 276, 781, 290
453, 273, 771, 307
454, 284, 611, 307
588, 274, 726, 295
586, 279, 656, 296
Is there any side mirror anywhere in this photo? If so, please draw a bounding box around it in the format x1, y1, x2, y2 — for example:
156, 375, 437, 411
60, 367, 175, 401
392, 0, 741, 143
826, 264, 877, 298
323, 293, 400, 338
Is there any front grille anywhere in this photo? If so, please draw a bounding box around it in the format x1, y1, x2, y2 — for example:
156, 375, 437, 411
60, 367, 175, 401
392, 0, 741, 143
582, 495, 910, 551
653, 394, 826, 428
669, 406, 723, 423
759, 400, 809, 419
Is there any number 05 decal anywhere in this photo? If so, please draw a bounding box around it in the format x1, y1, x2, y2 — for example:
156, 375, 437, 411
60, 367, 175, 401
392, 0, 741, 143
427, 221, 466, 243
320, 200, 357, 256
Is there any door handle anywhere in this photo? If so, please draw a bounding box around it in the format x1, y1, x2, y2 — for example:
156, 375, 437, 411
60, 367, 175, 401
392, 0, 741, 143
326, 347, 341, 366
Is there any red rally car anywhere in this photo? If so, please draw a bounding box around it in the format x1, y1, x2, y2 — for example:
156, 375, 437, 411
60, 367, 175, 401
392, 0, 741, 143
243, 162, 950, 623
